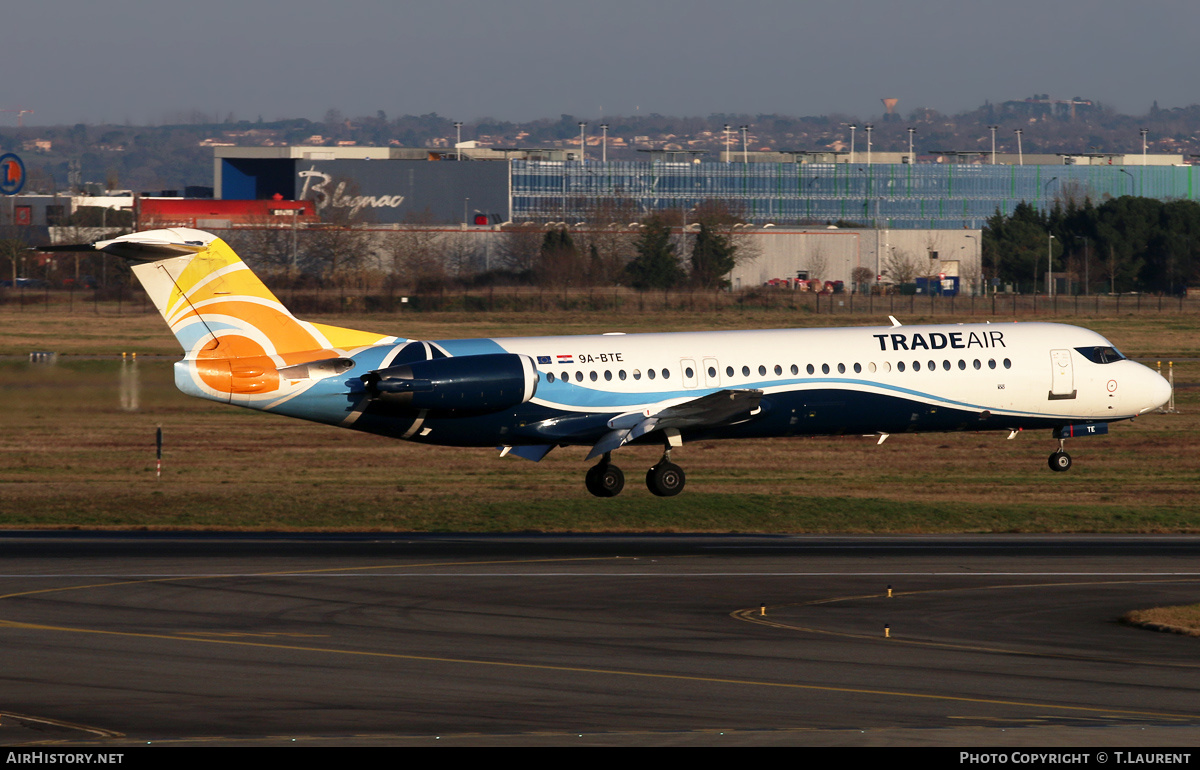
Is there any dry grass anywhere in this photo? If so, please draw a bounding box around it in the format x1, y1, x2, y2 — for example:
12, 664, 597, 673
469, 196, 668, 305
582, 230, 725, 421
0, 302, 1197, 532
1122, 605, 1200, 637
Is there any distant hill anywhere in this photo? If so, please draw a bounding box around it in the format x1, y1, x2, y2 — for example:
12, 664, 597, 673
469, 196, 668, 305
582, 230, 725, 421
3, 98, 1196, 194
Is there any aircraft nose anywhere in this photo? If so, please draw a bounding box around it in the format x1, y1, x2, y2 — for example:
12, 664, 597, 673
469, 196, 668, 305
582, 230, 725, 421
1138, 367, 1173, 414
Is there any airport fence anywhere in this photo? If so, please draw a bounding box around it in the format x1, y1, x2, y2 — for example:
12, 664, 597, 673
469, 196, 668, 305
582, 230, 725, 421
3, 284, 1198, 319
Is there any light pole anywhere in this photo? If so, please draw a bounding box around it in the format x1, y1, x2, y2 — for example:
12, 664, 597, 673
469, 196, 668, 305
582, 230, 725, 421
848, 124, 857, 164
1140, 128, 1148, 165
578, 122, 587, 163
454, 121, 463, 161
964, 234, 979, 294
724, 124, 731, 164
906, 127, 916, 163
1120, 168, 1135, 195
865, 124, 873, 166
600, 123, 609, 163
740, 125, 749, 164
988, 125, 998, 164
1014, 129, 1023, 166
1047, 233, 1055, 297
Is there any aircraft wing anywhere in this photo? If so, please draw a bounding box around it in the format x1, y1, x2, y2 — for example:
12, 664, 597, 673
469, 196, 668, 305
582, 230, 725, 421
586, 389, 763, 460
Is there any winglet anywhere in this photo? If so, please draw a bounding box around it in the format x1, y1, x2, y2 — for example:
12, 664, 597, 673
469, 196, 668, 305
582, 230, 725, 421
889, 315, 902, 327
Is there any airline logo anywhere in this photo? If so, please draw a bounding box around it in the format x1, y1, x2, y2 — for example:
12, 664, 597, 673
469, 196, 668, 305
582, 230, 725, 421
0, 154, 25, 196
873, 330, 1006, 351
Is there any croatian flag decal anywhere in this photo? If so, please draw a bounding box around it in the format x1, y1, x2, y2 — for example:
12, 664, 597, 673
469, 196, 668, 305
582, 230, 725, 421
556, 354, 574, 364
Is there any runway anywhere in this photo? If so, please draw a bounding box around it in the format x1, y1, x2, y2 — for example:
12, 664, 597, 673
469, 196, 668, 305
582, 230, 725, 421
2, 533, 1200, 746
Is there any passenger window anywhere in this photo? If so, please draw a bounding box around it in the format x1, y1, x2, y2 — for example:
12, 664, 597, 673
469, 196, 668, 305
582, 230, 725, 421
575, 371, 584, 382
774, 365, 782, 376
837, 363, 846, 374
1003, 359, 1012, 369
897, 361, 906, 372
547, 372, 556, 383
648, 369, 656, 380
928, 360, 935, 371
726, 366, 734, 377
590, 371, 598, 382
619, 370, 627, 380
806, 364, 815, 375
790, 364, 798, 375
758, 365, 767, 376
821, 363, 830, 374
633, 369, 642, 380
958, 360, 966, 370
913, 361, 921, 371
742, 365, 750, 377
942, 360, 951, 371
973, 360, 981, 370
988, 359, 996, 370
604, 370, 612, 381
854, 363, 862, 374
708, 366, 717, 378
661, 368, 670, 379
685, 367, 695, 378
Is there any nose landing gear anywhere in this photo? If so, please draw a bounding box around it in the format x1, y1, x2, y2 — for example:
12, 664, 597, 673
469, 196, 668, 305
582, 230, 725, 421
1048, 441, 1073, 472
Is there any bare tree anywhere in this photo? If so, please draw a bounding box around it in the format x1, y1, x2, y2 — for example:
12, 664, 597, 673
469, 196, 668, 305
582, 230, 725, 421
883, 248, 922, 284
806, 247, 830, 287
385, 211, 448, 290
497, 222, 543, 277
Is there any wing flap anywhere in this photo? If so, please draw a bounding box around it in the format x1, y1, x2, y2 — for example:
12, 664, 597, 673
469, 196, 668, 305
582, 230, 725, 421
585, 389, 762, 459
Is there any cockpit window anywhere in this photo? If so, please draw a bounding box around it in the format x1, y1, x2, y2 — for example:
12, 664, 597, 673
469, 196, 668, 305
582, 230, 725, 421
1075, 346, 1126, 364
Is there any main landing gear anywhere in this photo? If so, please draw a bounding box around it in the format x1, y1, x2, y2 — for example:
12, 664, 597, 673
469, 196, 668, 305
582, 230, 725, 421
584, 453, 625, 497
1048, 439, 1072, 472
585, 449, 687, 497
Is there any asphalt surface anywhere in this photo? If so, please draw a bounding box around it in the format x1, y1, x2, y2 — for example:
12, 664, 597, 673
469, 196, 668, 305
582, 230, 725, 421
2, 533, 1199, 747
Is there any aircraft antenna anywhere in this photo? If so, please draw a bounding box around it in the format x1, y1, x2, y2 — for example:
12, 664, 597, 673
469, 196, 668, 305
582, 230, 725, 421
155, 262, 220, 351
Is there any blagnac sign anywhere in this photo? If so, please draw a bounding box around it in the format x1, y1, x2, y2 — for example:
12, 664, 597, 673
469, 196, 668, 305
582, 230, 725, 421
298, 166, 405, 216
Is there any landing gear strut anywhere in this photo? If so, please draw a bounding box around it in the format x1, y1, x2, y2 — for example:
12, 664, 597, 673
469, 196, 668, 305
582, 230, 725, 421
585, 453, 625, 497
1048, 439, 1072, 472
646, 449, 686, 497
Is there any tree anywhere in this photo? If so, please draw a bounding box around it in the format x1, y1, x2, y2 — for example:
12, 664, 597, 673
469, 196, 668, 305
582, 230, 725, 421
385, 210, 447, 290
625, 215, 684, 290
535, 226, 585, 287
689, 222, 735, 289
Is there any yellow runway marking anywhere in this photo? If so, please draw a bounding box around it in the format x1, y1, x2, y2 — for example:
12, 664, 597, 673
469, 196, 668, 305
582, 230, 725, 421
0, 556, 620, 602
0, 711, 124, 739
0, 616, 1197, 722
734, 577, 1200, 669
178, 632, 328, 638
6, 558, 1200, 726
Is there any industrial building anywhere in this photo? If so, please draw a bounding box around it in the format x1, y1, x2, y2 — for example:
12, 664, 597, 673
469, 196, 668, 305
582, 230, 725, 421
213, 146, 1200, 231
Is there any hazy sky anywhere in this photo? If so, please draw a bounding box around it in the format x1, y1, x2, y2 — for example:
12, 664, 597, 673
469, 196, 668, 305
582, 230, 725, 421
8, 0, 1198, 126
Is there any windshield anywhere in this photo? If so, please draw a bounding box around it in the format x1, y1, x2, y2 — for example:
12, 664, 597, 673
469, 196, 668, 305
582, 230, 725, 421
1074, 346, 1126, 364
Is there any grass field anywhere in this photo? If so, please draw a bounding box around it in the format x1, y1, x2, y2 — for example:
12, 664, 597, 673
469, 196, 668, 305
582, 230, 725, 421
0, 302, 1196, 532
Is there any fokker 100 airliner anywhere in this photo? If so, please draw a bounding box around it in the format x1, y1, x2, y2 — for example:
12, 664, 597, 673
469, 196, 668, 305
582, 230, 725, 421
55, 228, 1172, 497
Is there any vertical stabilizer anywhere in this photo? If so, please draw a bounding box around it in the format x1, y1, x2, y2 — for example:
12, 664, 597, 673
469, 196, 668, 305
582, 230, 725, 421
106, 228, 396, 361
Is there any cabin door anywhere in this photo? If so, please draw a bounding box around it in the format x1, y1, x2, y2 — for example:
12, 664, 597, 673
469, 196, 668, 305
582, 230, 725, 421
1049, 349, 1076, 399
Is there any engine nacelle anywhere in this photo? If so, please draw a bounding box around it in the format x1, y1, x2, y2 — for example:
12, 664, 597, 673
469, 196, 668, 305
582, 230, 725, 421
362, 353, 538, 416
